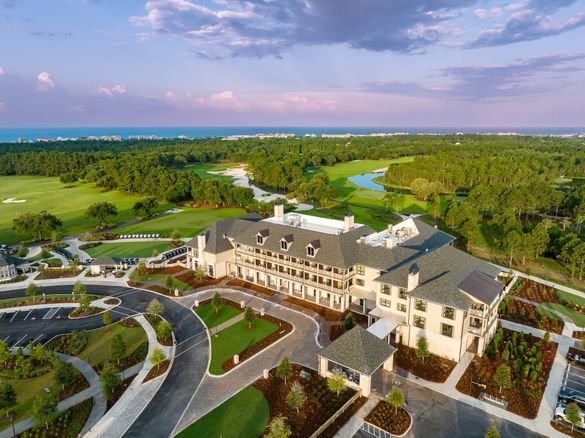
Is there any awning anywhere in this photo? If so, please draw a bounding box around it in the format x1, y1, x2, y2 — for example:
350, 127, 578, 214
349, 287, 377, 301
367, 309, 405, 339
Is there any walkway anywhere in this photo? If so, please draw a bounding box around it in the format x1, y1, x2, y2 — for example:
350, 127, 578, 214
335, 395, 381, 437
172, 288, 321, 436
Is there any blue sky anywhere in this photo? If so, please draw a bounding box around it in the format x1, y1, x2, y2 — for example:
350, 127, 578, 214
0, 0, 584, 127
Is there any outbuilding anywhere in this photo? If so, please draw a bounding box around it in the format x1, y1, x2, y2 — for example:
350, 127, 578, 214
89, 257, 124, 275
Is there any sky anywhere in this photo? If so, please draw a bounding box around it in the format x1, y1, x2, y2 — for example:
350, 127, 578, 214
0, 0, 584, 128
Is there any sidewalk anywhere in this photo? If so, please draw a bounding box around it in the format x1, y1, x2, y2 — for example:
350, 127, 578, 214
335, 395, 381, 438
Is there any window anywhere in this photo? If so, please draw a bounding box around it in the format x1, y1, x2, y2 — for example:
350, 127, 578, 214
307, 246, 315, 257
280, 240, 288, 250
356, 279, 365, 287
398, 288, 407, 299
396, 303, 406, 312
415, 299, 427, 312
441, 323, 454, 338
356, 265, 365, 275
380, 298, 391, 308
443, 306, 455, 320
413, 315, 426, 329
381, 284, 391, 295
256, 235, 264, 245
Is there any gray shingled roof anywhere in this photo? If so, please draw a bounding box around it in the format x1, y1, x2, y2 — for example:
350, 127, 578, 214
376, 245, 503, 309
90, 257, 122, 266
318, 326, 396, 375
0, 256, 26, 267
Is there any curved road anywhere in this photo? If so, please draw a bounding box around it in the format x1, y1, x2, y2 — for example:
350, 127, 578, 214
0, 285, 209, 438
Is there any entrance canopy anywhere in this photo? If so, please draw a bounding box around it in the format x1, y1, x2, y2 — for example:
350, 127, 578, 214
367, 307, 405, 339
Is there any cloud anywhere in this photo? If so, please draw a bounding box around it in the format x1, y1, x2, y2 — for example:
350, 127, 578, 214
0, 66, 4, 75
2, 0, 17, 8
29, 31, 73, 39
362, 53, 585, 100
130, 0, 475, 58
0, 102, 6, 112
97, 84, 127, 96
195, 90, 246, 110
474, 8, 502, 20
36, 71, 55, 90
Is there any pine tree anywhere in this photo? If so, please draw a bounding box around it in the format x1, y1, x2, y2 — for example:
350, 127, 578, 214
276, 356, 293, 384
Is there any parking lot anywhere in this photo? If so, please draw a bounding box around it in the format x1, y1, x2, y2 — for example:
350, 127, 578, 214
553, 357, 585, 431
563, 362, 585, 396
0, 307, 74, 348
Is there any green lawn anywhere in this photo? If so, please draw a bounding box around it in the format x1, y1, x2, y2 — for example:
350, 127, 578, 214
131, 272, 191, 291
85, 241, 172, 258
545, 303, 585, 327
179, 163, 238, 183
0, 371, 55, 431
114, 207, 247, 238
77, 322, 147, 367
303, 204, 401, 231
175, 385, 269, 438
0, 176, 172, 244
556, 289, 585, 307
195, 303, 242, 329
209, 318, 279, 375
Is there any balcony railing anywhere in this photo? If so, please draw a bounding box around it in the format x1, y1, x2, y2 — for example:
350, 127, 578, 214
468, 324, 484, 335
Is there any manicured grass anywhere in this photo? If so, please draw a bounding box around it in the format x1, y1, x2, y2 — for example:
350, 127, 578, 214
556, 289, 585, 307
84, 241, 172, 258
133, 273, 191, 291
175, 385, 268, 438
77, 322, 147, 367
209, 318, 279, 375
179, 162, 237, 183
0, 371, 55, 431
303, 204, 401, 231
0, 176, 171, 244
545, 303, 585, 327
114, 207, 247, 238
195, 303, 242, 329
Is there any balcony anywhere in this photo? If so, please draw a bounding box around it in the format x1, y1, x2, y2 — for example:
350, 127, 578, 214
468, 323, 484, 335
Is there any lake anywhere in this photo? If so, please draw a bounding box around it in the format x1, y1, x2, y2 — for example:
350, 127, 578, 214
347, 172, 387, 192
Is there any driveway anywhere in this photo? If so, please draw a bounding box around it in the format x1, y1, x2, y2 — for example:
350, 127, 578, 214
0, 284, 209, 438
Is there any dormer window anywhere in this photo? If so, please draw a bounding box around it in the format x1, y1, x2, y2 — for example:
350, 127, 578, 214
281, 240, 288, 250
280, 234, 293, 251
256, 229, 269, 245
307, 239, 320, 257
307, 246, 315, 257
257, 235, 264, 245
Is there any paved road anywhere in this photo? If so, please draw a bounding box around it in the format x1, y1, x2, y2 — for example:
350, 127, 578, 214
354, 377, 545, 438
0, 285, 209, 438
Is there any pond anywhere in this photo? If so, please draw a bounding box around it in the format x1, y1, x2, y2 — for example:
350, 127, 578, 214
347, 172, 387, 192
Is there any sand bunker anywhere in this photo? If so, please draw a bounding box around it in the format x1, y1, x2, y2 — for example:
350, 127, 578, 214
2, 198, 26, 204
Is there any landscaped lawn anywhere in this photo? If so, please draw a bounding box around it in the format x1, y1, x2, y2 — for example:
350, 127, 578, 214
0, 371, 55, 431
77, 322, 147, 367
179, 162, 238, 183
209, 318, 279, 375
195, 302, 242, 329
84, 241, 172, 258
175, 385, 269, 438
134, 272, 191, 291
303, 204, 401, 231
0, 175, 171, 244
545, 303, 585, 327
114, 207, 247, 238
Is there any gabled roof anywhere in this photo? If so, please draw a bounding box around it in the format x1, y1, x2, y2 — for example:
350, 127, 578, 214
458, 270, 503, 305
318, 326, 395, 375
282, 234, 294, 243
376, 245, 502, 310
0, 256, 27, 267
257, 229, 270, 238
90, 256, 122, 266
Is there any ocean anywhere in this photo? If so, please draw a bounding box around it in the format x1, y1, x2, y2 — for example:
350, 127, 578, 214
0, 126, 583, 142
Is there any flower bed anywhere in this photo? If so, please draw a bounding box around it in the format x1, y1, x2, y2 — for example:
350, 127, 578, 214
394, 344, 456, 383
143, 359, 170, 383
498, 298, 564, 334
221, 313, 293, 372
35, 268, 81, 280
572, 331, 584, 340
226, 278, 276, 297
253, 365, 361, 438
365, 402, 411, 436
70, 306, 102, 318
456, 328, 557, 418
17, 398, 93, 438
284, 296, 343, 322
0, 275, 27, 285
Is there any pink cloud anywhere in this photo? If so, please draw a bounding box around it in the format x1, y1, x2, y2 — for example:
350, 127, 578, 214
37, 72, 55, 90
195, 90, 246, 110
0, 102, 7, 113
97, 84, 127, 96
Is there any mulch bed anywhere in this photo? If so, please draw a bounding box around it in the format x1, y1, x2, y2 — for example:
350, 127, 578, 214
365, 402, 411, 435
144, 314, 173, 346
175, 270, 222, 289
226, 279, 276, 297
221, 314, 293, 373
573, 331, 584, 340
140, 266, 184, 276
254, 365, 361, 438
550, 420, 585, 437
456, 328, 557, 418
35, 268, 81, 280
143, 360, 170, 383
320, 396, 368, 438
106, 375, 136, 412
16, 398, 93, 438
94, 342, 149, 374
0, 357, 53, 379
509, 278, 585, 313
394, 344, 456, 383
69, 306, 102, 318
120, 317, 140, 328
146, 285, 176, 296
104, 298, 119, 305
499, 298, 564, 334
284, 296, 342, 322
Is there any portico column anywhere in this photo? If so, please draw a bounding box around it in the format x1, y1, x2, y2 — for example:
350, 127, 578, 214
316, 289, 321, 304
362, 299, 366, 314
301, 287, 306, 300
329, 293, 334, 308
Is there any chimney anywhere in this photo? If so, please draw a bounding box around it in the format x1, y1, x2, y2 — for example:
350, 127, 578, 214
197, 233, 206, 253
407, 263, 419, 291
359, 234, 367, 244
344, 212, 355, 231
274, 202, 284, 219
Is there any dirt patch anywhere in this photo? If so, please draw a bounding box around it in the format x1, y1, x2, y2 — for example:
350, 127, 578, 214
221, 313, 293, 373
144, 359, 170, 383
175, 270, 222, 289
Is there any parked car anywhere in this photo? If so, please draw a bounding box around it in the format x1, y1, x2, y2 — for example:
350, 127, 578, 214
559, 388, 585, 409
555, 404, 585, 429
567, 352, 585, 366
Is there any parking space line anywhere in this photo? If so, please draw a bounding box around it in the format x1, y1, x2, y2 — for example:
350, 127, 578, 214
43, 308, 60, 319
23, 309, 33, 321
12, 334, 28, 348
2, 336, 9, 342
30, 334, 44, 345
9, 312, 18, 322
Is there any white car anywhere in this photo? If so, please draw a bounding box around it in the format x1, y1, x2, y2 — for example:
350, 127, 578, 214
555, 405, 585, 429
